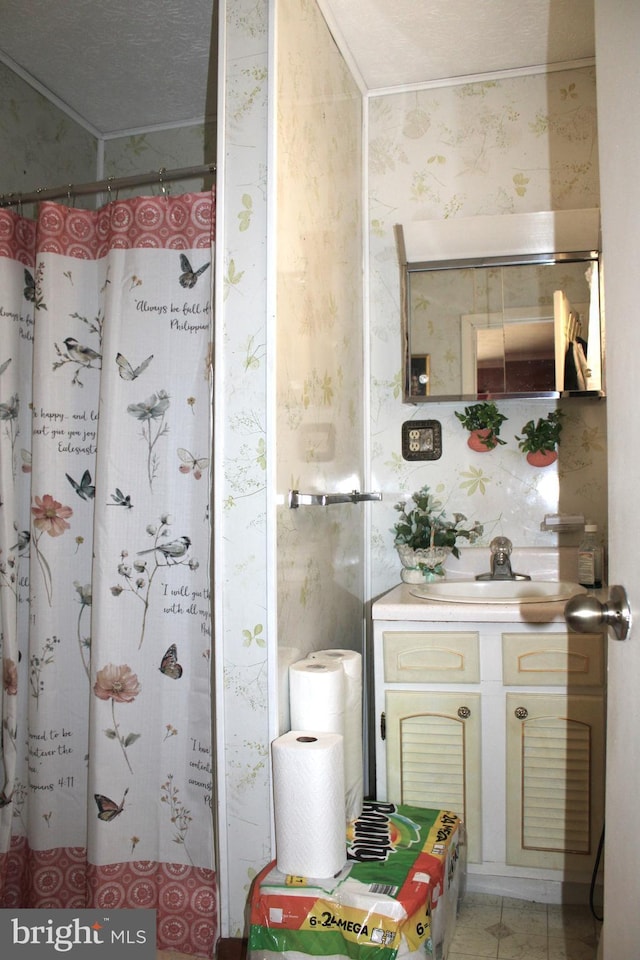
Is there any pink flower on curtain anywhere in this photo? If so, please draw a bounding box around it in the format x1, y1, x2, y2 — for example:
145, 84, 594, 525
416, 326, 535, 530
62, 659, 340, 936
31, 494, 73, 606
32, 494, 73, 536
93, 663, 141, 703
93, 663, 141, 774
3, 658, 18, 695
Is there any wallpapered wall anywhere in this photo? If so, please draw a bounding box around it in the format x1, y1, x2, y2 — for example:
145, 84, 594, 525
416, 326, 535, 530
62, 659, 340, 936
218, 0, 365, 933
217, 0, 270, 935
104, 123, 216, 198
275, 0, 364, 731
0, 61, 97, 211
367, 66, 607, 599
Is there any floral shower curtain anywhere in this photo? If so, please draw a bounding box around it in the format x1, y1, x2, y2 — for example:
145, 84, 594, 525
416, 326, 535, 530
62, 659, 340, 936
0, 191, 216, 956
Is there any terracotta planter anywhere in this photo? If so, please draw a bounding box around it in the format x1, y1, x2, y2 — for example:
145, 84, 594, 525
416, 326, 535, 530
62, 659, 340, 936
526, 449, 558, 467
467, 428, 495, 452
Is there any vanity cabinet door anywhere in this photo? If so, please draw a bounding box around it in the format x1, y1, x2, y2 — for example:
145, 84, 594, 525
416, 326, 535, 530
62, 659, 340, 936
505, 692, 605, 871
384, 690, 482, 862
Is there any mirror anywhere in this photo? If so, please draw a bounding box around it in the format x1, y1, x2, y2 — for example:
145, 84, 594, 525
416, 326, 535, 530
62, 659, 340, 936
395, 213, 604, 402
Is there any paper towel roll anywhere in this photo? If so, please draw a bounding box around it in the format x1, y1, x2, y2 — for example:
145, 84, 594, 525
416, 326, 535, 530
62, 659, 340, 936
289, 659, 345, 736
278, 646, 304, 736
309, 649, 363, 823
272, 731, 346, 877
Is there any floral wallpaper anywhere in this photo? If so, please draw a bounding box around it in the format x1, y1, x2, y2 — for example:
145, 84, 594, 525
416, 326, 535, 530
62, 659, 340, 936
368, 67, 607, 599
217, 0, 271, 936
0, 61, 97, 214
275, 0, 364, 730
104, 123, 216, 199
217, 0, 364, 934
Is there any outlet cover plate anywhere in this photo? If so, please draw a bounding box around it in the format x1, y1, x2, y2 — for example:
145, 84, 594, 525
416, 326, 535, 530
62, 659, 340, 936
402, 420, 442, 461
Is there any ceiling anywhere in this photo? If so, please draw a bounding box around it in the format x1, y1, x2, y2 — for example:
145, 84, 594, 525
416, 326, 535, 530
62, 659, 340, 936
0, 0, 594, 138
319, 0, 595, 91
0, 0, 218, 137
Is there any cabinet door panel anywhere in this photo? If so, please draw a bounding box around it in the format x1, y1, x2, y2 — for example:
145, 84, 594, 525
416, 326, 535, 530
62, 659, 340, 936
506, 692, 604, 872
502, 632, 604, 686
383, 630, 480, 683
385, 690, 481, 862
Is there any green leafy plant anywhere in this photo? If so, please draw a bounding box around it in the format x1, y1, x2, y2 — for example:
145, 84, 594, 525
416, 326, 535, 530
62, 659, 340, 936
455, 401, 508, 449
392, 484, 483, 558
516, 410, 564, 454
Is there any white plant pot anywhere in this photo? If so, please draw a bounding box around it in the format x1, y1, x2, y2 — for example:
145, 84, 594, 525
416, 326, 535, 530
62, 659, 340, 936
396, 544, 449, 583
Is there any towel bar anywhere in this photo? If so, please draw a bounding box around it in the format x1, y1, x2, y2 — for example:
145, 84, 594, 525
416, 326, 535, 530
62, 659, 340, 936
288, 489, 382, 508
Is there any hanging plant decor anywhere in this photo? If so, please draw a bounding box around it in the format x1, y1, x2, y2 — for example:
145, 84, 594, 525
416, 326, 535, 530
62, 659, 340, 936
455, 401, 508, 451
516, 410, 564, 467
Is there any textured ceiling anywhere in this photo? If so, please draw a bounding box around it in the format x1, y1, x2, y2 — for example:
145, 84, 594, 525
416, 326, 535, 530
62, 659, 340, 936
0, 1, 593, 137
0, 0, 217, 136
318, 0, 594, 89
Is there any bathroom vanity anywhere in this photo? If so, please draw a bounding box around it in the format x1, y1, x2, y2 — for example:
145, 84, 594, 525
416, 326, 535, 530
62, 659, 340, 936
371, 580, 606, 902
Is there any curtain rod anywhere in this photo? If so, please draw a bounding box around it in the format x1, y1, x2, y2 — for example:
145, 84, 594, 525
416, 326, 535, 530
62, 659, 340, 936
0, 163, 216, 209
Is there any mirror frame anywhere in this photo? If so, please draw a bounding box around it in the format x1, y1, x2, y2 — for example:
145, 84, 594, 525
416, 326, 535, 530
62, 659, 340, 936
395, 210, 604, 404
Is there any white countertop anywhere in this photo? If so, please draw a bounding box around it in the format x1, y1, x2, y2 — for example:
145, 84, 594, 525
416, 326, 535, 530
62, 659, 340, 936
371, 582, 584, 624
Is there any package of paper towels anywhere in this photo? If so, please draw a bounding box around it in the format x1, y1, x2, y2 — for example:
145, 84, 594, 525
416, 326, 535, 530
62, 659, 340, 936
289, 658, 345, 735
309, 649, 363, 823
271, 731, 346, 878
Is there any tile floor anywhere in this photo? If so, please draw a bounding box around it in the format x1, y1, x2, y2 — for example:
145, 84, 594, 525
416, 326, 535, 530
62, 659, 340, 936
155, 894, 602, 960
450, 892, 601, 960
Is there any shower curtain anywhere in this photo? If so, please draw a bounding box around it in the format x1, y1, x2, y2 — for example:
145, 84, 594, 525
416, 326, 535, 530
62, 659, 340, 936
0, 190, 216, 957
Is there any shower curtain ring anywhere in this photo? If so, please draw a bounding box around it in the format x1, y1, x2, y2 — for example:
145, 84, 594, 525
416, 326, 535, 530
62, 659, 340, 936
67, 184, 76, 207
158, 167, 168, 198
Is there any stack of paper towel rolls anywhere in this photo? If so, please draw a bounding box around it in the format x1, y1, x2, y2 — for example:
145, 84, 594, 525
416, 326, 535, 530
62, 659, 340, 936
289, 649, 363, 823
271, 730, 346, 877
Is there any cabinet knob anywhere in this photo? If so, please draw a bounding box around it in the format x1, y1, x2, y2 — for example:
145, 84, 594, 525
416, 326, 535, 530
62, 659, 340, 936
514, 706, 528, 720
457, 706, 471, 719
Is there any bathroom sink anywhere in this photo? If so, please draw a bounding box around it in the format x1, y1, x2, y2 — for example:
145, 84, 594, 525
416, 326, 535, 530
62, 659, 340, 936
409, 580, 587, 604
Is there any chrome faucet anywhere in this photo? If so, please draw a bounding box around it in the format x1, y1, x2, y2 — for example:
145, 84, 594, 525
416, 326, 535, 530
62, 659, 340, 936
475, 537, 531, 581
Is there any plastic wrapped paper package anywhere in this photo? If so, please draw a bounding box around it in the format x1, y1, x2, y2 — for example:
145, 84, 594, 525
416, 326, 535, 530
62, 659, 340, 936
249, 802, 466, 960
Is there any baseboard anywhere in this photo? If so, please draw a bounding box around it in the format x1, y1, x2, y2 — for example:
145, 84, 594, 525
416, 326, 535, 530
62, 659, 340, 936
466, 872, 602, 905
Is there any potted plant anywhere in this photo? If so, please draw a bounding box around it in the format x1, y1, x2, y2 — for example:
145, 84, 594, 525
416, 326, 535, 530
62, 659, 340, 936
392, 484, 483, 582
516, 410, 564, 467
455, 401, 508, 451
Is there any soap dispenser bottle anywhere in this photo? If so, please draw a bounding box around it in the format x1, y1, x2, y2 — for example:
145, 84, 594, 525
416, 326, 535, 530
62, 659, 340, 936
577, 523, 603, 588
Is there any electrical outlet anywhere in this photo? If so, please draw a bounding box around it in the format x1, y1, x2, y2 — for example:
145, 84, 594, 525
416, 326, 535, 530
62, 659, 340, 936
401, 420, 442, 461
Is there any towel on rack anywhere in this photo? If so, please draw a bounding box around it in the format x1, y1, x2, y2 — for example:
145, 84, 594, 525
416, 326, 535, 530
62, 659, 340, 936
564, 336, 589, 391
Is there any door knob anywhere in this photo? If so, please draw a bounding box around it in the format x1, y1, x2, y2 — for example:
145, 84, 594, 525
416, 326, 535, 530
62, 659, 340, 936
564, 584, 631, 641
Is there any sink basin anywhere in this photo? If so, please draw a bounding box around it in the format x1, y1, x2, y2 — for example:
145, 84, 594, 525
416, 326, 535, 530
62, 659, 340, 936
409, 580, 587, 604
